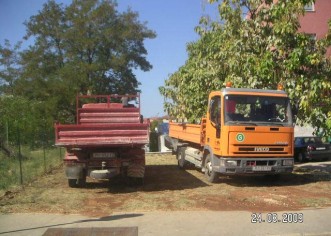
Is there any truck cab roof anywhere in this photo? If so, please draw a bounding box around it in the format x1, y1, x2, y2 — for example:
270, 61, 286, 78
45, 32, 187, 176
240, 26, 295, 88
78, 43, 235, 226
220, 87, 288, 96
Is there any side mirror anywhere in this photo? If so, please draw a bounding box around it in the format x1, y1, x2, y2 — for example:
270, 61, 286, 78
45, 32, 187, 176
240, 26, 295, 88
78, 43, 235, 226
291, 100, 299, 123
292, 104, 298, 117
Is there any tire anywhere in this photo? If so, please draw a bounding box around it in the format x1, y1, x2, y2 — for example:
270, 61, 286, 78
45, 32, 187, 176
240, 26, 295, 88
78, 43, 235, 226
129, 177, 144, 186
177, 147, 187, 169
68, 178, 86, 188
297, 152, 306, 163
68, 171, 86, 188
68, 179, 79, 188
264, 174, 280, 181
204, 154, 219, 183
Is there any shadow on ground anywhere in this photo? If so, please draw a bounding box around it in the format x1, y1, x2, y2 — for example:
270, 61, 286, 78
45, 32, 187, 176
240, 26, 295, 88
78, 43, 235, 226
82, 164, 209, 193
81, 161, 331, 193
221, 161, 331, 188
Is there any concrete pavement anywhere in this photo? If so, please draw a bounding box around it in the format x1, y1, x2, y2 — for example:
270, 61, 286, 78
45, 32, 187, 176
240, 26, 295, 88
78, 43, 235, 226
1, 208, 331, 236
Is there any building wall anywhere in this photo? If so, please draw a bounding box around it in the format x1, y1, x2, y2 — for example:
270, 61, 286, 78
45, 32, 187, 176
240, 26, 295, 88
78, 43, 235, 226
298, 0, 331, 56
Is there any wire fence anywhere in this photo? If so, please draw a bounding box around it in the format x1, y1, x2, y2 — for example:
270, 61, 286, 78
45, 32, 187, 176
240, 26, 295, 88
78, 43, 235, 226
0, 121, 64, 191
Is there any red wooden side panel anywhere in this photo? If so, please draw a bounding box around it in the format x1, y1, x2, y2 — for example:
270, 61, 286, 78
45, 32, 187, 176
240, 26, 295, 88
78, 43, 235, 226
78, 106, 141, 124
55, 123, 149, 147
55, 97, 148, 148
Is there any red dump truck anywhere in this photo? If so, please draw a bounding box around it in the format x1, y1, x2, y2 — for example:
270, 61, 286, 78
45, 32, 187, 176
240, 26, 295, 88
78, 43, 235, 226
55, 94, 149, 187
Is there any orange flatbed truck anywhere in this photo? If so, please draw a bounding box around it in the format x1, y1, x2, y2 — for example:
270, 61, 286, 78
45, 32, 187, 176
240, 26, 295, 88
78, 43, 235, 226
166, 84, 294, 182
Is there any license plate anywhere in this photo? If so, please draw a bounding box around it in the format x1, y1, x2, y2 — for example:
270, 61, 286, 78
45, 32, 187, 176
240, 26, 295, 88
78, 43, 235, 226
316, 147, 326, 150
252, 166, 272, 171
92, 152, 116, 158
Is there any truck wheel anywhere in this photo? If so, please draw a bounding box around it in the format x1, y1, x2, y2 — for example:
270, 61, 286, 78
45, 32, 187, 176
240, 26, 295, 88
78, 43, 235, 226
129, 177, 144, 186
68, 179, 79, 188
177, 147, 187, 169
68, 177, 86, 188
204, 154, 219, 183
264, 174, 280, 181
68, 171, 86, 188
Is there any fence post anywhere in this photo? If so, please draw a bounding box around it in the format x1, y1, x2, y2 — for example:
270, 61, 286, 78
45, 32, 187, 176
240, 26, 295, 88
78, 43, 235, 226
43, 119, 46, 173
6, 120, 9, 146
17, 126, 23, 185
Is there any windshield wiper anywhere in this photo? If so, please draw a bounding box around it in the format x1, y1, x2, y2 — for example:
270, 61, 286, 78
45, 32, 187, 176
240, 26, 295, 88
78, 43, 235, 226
226, 121, 257, 126
257, 122, 284, 127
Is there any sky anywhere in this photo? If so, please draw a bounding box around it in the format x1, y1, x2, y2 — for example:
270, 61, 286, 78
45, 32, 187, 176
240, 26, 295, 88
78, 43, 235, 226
0, 0, 219, 118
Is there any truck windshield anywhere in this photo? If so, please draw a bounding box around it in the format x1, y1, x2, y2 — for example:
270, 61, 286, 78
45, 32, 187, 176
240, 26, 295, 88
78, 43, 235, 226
224, 95, 293, 126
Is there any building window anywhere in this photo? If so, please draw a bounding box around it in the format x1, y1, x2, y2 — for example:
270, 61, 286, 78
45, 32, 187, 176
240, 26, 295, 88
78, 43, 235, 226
304, 3, 315, 12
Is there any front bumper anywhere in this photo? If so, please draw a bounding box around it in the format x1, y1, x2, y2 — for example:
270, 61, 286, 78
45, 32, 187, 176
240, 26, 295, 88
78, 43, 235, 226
213, 157, 294, 175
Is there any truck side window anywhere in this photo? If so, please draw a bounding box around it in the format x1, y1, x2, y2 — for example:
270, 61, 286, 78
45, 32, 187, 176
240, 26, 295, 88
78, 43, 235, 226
209, 96, 221, 125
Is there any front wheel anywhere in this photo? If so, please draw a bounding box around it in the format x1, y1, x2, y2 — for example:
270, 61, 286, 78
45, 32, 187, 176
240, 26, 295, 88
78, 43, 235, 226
177, 147, 187, 169
204, 154, 219, 183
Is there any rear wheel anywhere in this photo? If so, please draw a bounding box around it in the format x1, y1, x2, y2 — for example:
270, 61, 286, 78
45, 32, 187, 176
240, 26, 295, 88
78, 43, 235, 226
68, 178, 86, 188
68, 179, 78, 188
68, 171, 86, 188
297, 152, 306, 163
129, 177, 144, 186
204, 154, 219, 183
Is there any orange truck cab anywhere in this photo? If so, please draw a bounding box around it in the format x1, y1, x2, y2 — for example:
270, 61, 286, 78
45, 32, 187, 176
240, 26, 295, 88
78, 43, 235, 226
167, 84, 294, 182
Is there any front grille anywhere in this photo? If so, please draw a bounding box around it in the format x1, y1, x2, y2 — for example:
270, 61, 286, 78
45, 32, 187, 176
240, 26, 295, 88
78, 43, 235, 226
238, 147, 284, 151
233, 144, 288, 155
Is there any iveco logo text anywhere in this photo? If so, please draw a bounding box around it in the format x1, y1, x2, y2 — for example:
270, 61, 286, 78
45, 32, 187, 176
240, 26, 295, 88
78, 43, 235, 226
275, 142, 288, 145
254, 147, 269, 152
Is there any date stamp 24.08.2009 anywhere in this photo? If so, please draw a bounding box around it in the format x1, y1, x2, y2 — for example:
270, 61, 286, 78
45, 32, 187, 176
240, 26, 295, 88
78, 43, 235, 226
251, 213, 304, 223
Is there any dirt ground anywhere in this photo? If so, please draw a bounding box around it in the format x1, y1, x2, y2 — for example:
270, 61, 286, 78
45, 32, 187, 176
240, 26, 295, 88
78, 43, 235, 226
0, 153, 331, 217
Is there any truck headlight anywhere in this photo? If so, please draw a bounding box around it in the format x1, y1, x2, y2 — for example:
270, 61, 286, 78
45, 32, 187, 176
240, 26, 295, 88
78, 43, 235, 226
226, 160, 238, 167
282, 159, 293, 166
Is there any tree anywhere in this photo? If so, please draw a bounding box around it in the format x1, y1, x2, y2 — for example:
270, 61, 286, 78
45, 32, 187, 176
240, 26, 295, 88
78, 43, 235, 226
1, 0, 155, 122
160, 0, 331, 136
0, 40, 22, 95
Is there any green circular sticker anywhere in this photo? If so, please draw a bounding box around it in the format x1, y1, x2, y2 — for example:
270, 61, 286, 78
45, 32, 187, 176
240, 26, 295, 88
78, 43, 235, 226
236, 133, 245, 142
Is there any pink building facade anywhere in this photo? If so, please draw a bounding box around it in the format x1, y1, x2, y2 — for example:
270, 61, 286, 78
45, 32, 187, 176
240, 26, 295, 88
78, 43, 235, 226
298, 0, 331, 57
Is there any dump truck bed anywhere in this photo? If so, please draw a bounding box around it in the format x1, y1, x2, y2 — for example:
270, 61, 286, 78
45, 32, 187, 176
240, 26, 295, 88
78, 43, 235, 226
55, 123, 149, 147
169, 122, 205, 145
55, 95, 149, 148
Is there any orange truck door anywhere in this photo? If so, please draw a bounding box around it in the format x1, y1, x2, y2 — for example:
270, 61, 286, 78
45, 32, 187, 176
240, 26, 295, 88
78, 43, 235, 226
206, 95, 221, 153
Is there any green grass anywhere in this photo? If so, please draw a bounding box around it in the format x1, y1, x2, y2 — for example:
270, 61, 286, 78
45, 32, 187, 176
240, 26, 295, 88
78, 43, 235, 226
0, 146, 64, 191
